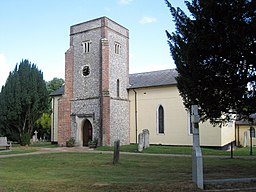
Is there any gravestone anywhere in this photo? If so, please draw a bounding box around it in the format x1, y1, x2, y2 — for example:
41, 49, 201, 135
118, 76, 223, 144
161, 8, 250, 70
138, 133, 144, 152
32, 130, 38, 143
143, 129, 150, 148
243, 131, 248, 147
191, 105, 204, 189
113, 140, 120, 164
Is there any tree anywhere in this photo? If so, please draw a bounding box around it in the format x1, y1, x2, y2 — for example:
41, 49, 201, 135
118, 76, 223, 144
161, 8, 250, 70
36, 112, 51, 138
165, 0, 256, 124
0, 59, 48, 145
35, 77, 64, 140
46, 77, 64, 97
46, 77, 64, 111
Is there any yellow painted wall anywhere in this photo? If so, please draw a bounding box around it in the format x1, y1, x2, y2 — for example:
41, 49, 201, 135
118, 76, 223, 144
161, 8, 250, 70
221, 122, 236, 146
199, 121, 221, 146
51, 96, 61, 142
129, 85, 235, 147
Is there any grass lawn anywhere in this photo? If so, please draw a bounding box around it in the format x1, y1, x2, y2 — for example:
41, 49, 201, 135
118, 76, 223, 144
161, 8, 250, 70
0, 147, 37, 156
0, 152, 256, 192
0, 142, 58, 156
96, 144, 256, 156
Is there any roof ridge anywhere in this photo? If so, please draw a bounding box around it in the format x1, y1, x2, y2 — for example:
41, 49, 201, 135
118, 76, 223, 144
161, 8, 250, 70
129, 68, 175, 76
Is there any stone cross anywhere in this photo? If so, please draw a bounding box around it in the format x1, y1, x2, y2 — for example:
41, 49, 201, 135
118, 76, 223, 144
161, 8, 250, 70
34, 130, 38, 138
32, 130, 38, 143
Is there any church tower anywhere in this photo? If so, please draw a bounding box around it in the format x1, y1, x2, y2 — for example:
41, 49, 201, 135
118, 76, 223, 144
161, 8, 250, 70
58, 17, 129, 146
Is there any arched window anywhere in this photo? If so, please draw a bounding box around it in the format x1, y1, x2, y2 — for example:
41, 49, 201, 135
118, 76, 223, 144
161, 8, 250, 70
114, 42, 121, 54
82, 41, 91, 53
117, 79, 120, 97
158, 105, 164, 134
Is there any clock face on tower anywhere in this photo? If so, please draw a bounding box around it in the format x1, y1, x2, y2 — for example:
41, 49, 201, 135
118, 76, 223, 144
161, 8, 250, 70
82, 65, 90, 76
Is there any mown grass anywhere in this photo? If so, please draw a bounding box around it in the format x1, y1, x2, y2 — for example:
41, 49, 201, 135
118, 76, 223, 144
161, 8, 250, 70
0, 147, 37, 155
0, 142, 58, 156
0, 152, 256, 192
96, 144, 256, 156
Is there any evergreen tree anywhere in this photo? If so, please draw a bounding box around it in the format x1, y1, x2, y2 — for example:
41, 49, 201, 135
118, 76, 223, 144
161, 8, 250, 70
165, 0, 256, 123
0, 60, 48, 145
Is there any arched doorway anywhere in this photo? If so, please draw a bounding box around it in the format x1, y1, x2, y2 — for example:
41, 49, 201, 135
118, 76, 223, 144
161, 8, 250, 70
82, 119, 92, 146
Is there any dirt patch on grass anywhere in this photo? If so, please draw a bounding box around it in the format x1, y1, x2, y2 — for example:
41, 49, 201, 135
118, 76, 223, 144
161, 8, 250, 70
205, 182, 256, 191
91, 182, 203, 192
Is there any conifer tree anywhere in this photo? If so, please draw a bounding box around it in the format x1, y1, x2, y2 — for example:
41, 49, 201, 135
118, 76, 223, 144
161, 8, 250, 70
0, 60, 48, 145
165, 0, 256, 123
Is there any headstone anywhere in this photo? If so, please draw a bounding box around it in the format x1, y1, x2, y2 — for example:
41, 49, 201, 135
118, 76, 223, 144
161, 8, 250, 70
243, 131, 247, 147
143, 129, 150, 148
32, 135, 37, 143
113, 140, 120, 164
34, 130, 38, 142
191, 105, 204, 189
138, 133, 144, 152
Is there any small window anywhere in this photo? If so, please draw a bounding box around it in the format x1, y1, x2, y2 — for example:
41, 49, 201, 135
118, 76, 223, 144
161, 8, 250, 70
157, 105, 164, 134
114, 42, 121, 54
117, 79, 120, 97
82, 41, 91, 53
82, 66, 90, 76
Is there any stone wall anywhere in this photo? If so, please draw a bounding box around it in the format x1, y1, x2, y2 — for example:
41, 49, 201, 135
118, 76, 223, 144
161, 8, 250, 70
58, 17, 130, 146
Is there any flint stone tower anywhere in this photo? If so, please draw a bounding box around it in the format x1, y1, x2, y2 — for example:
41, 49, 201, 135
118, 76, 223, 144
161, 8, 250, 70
58, 17, 130, 146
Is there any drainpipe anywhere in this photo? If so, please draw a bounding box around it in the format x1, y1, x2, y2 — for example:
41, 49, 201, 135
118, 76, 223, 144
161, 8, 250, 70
52, 98, 54, 143
133, 89, 138, 144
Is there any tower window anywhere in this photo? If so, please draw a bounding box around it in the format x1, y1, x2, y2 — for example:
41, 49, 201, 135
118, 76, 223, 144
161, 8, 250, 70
114, 42, 121, 54
82, 41, 91, 53
157, 105, 164, 134
117, 79, 120, 97
82, 65, 90, 76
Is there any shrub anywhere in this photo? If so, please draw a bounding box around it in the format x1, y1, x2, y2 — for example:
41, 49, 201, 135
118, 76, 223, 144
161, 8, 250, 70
66, 137, 75, 147
20, 133, 31, 146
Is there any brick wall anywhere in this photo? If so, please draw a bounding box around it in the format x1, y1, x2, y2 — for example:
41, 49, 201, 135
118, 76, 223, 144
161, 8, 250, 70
57, 47, 74, 146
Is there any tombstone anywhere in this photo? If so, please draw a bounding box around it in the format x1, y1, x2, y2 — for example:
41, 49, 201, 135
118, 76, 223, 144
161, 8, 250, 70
191, 105, 204, 189
32, 135, 37, 143
113, 140, 120, 164
143, 129, 150, 149
243, 131, 248, 147
34, 130, 38, 141
138, 133, 144, 152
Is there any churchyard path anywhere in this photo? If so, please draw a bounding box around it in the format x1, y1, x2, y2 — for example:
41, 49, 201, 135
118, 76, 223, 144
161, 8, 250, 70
1, 146, 256, 159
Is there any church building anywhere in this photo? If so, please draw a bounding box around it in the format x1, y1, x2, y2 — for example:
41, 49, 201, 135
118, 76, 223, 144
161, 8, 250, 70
51, 17, 235, 148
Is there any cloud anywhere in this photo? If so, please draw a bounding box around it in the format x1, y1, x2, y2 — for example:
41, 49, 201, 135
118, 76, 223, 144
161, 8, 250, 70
139, 16, 157, 24
0, 53, 10, 88
118, 0, 133, 5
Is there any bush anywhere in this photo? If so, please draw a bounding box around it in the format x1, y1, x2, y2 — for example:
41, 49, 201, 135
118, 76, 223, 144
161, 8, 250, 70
20, 133, 31, 146
66, 137, 75, 147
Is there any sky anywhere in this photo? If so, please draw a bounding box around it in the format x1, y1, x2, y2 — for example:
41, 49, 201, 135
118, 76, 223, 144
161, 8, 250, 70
0, 0, 188, 88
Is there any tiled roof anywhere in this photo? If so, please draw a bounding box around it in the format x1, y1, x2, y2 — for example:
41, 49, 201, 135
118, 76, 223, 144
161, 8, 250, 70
128, 69, 177, 89
49, 69, 178, 96
49, 86, 64, 96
